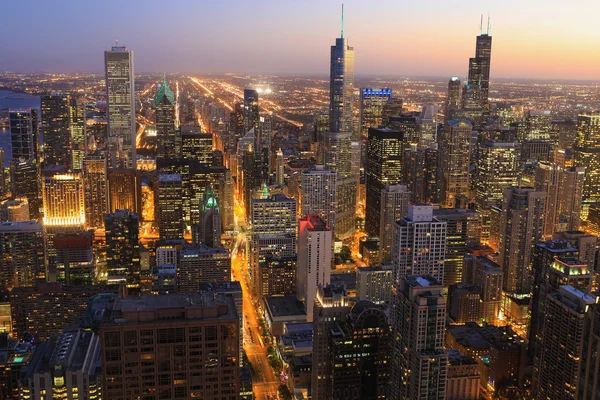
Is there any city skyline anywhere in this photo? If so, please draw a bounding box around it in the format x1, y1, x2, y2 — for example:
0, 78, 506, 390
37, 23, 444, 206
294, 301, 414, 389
2, 1, 600, 80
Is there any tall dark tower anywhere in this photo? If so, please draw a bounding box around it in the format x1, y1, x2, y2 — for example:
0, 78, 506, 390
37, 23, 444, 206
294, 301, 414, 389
41, 94, 71, 167
155, 76, 180, 159
462, 16, 492, 129
445, 77, 461, 122
243, 89, 260, 134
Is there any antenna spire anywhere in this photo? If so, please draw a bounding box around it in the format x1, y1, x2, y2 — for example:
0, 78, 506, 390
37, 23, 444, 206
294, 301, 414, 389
479, 15, 483, 36
341, 3, 344, 38
487, 14, 491, 35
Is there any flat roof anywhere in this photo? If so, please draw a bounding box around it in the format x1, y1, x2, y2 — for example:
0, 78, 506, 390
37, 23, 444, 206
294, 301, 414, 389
264, 296, 306, 318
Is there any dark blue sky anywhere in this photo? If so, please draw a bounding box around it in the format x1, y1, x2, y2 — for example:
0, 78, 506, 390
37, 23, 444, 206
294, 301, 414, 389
2, 0, 600, 79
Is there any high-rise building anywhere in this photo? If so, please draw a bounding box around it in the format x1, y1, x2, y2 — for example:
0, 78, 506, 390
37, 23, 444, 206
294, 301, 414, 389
389, 275, 448, 400
535, 161, 563, 239
379, 184, 410, 263
107, 168, 141, 214
0, 333, 34, 399
533, 286, 598, 400
41, 94, 71, 167
575, 114, 600, 217
181, 129, 212, 166
244, 89, 260, 134
0, 148, 5, 197
82, 156, 108, 230
463, 255, 503, 324
105, 209, 140, 289
104, 43, 136, 169
392, 203, 447, 283
156, 76, 180, 159
54, 230, 95, 286
0, 221, 44, 290
440, 120, 472, 207
89, 292, 240, 399
157, 173, 184, 240
365, 127, 404, 236
10, 160, 41, 220
301, 165, 336, 232
311, 284, 352, 399
433, 208, 482, 286
0, 198, 29, 222
445, 77, 461, 122
196, 185, 222, 247
359, 88, 392, 139
461, 19, 492, 129
297, 216, 332, 322
552, 230, 597, 268
8, 109, 39, 163
42, 169, 85, 228
445, 349, 480, 400
321, 130, 356, 239
329, 10, 354, 135
258, 256, 296, 297
498, 187, 545, 294
69, 97, 86, 170
560, 166, 585, 231
356, 264, 394, 305
276, 148, 285, 186
178, 244, 231, 292
19, 327, 102, 400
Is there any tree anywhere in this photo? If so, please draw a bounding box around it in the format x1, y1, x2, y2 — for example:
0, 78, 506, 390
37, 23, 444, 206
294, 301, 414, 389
339, 245, 352, 261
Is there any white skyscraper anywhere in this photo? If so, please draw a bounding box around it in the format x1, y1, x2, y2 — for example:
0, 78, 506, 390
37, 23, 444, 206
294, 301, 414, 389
392, 203, 447, 283
301, 165, 337, 231
104, 43, 136, 169
297, 216, 333, 322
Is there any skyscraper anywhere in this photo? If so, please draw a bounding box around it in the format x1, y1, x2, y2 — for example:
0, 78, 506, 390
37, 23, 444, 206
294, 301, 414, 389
196, 185, 222, 248
8, 109, 39, 163
461, 17, 492, 129
498, 187, 545, 295
560, 166, 585, 231
297, 216, 332, 322
42, 169, 85, 228
535, 161, 564, 239
11, 160, 41, 220
105, 209, 140, 289
379, 184, 410, 263
359, 88, 392, 139
82, 156, 108, 230
365, 127, 404, 237
178, 244, 231, 291
301, 165, 337, 232
107, 168, 141, 214
389, 275, 448, 400
54, 230, 95, 286
244, 89, 260, 134
392, 203, 447, 283
329, 7, 354, 134
157, 173, 184, 240
156, 76, 180, 159
445, 77, 461, 122
69, 97, 86, 170
41, 94, 71, 167
275, 148, 284, 186
574, 114, 600, 218
104, 42, 136, 169
0, 221, 45, 290
440, 120, 472, 207
0, 198, 29, 222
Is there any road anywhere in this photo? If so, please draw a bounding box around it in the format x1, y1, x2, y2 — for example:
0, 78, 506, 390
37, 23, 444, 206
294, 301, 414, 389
231, 198, 281, 399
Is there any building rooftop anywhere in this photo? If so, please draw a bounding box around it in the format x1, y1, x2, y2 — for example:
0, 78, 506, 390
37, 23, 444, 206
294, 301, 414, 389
405, 275, 441, 288
264, 296, 306, 318
0, 221, 42, 232
446, 349, 478, 366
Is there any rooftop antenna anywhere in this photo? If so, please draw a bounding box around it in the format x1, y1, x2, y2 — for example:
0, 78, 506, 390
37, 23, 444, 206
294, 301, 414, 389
341, 3, 344, 38
479, 15, 483, 36
487, 14, 491, 35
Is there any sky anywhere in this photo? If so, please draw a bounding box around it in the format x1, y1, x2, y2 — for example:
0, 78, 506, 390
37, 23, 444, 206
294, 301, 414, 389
1, 0, 600, 80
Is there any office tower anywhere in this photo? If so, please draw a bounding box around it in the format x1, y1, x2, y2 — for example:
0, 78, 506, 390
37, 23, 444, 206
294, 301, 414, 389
392, 203, 447, 283
359, 88, 392, 139
275, 148, 284, 185
244, 89, 260, 134
257, 113, 272, 180
325, 301, 390, 399
178, 244, 231, 291
297, 216, 332, 322
524, 110, 553, 141
10, 282, 119, 341
498, 187, 545, 294
445, 350, 480, 400
157, 173, 184, 240
0, 333, 34, 399
553, 230, 597, 267
69, 97, 86, 170
107, 168, 141, 213
321, 130, 356, 239
90, 292, 240, 399
19, 327, 102, 399
356, 264, 393, 305
196, 185, 221, 247
535, 161, 565, 239
474, 140, 520, 241
0, 148, 5, 197
379, 184, 410, 262
440, 120, 472, 207
445, 77, 461, 122
156, 76, 180, 159
9, 109, 39, 163
575, 114, 600, 217
461, 18, 492, 129
560, 166, 585, 231
533, 286, 598, 400
258, 256, 296, 297
82, 156, 108, 230
104, 42, 136, 169
301, 165, 336, 231
0, 198, 29, 222
181, 129, 212, 166
311, 284, 352, 399
329, 10, 355, 135
433, 208, 482, 286
389, 275, 448, 400
464, 255, 503, 323
365, 127, 404, 236
10, 160, 40, 219
41, 94, 71, 167
0, 221, 44, 290
54, 230, 95, 286
42, 169, 85, 227
105, 209, 140, 288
